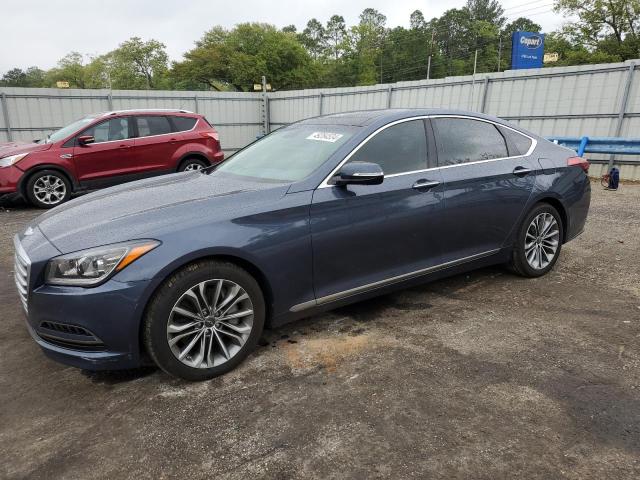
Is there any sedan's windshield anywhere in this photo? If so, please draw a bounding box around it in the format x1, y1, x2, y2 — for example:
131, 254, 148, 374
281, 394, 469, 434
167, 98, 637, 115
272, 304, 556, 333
46, 116, 98, 144
216, 125, 355, 182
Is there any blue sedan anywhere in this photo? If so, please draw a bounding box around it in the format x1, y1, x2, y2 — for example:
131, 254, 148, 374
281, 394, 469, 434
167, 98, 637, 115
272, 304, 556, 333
14, 109, 591, 380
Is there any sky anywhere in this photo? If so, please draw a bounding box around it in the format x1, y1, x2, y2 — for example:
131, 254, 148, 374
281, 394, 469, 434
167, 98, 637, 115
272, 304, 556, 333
0, 0, 567, 73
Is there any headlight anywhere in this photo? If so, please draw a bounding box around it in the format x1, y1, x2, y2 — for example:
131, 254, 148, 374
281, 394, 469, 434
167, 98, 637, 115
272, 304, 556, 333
0, 153, 29, 168
45, 240, 160, 286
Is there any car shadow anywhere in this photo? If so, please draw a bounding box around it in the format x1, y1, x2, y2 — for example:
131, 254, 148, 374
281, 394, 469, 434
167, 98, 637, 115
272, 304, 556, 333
0, 196, 32, 211
80, 366, 158, 385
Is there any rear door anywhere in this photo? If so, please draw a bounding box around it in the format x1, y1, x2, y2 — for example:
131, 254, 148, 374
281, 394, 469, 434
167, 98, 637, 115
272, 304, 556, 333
431, 116, 536, 263
132, 115, 179, 173
72, 116, 137, 187
310, 119, 445, 301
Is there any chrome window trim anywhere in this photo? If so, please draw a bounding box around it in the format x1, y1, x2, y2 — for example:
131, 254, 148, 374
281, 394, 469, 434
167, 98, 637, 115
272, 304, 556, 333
77, 116, 135, 146
318, 114, 537, 188
75, 115, 198, 145
134, 115, 194, 139
290, 248, 500, 312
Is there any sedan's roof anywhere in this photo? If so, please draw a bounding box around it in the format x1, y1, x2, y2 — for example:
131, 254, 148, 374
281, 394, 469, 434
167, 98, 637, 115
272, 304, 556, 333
297, 108, 505, 127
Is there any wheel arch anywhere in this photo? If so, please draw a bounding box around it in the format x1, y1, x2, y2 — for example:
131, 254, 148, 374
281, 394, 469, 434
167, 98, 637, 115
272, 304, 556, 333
535, 196, 568, 243
18, 164, 77, 198
176, 152, 211, 171
137, 252, 275, 359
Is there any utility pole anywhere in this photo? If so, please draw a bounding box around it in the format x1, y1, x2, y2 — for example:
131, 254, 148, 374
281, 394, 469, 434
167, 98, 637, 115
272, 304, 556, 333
473, 49, 478, 76
472, 49, 479, 110
497, 35, 502, 72
261, 75, 269, 134
427, 29, 435, 80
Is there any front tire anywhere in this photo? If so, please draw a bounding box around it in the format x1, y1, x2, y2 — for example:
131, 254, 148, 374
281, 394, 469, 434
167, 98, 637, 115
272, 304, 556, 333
26, 170, 71, 209
143, 260, 265, 381
509, 203, 563, 278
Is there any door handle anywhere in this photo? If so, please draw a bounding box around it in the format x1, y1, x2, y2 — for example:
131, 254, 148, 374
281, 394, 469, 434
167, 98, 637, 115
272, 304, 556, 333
513, 166, 533, 176
412, 179, 440, 190
118, 144, 131, 149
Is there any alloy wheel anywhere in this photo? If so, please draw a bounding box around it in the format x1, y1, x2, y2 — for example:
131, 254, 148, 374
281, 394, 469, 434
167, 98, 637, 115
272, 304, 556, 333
167, 279, 254, 369
525, 212, 559, 270
184, 162, 203, 171
33, 175, 67, 205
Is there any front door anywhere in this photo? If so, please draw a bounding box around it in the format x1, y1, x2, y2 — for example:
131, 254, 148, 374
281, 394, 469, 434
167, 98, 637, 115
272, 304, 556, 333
72, 116, 137, 187
311, 119, 445, 301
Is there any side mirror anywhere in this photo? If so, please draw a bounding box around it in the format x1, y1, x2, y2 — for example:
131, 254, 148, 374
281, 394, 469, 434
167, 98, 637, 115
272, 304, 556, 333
332, 161, 384, 186
77, 135, 95, 146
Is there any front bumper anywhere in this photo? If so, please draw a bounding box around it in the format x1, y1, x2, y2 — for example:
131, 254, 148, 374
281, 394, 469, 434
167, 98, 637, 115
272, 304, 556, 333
25, 279, 152, 370
0, 165, 23, 194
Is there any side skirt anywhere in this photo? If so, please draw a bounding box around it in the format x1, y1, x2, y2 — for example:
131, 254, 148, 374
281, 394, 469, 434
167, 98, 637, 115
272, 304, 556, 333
292, 249, 500, 313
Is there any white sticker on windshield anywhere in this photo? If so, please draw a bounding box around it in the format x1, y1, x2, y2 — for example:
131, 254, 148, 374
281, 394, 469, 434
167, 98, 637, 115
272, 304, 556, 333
306, 132, 344, 143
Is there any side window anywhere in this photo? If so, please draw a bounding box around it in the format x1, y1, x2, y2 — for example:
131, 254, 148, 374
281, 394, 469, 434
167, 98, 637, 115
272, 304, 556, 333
347, 120, 427, 175
81, 117, 130, 144
499, 126, 533, 156
171, 116, 197, 132
433, 118, 508, 166
136, 116, 173, 137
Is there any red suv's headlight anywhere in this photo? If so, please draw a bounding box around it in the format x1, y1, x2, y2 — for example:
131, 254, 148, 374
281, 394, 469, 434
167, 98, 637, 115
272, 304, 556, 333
0, 153, 29, 168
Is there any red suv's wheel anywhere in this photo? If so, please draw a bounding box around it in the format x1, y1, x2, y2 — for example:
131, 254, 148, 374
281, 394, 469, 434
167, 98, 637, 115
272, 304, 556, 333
179, 158, 208, 172
26, 170, 72, 209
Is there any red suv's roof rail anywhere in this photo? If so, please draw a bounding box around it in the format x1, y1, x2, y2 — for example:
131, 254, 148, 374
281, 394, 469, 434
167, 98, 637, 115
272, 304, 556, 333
104, 109, 194, 116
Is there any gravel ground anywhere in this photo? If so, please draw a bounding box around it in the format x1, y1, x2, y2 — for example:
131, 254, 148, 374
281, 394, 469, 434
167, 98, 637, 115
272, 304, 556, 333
0, 181, 639, 479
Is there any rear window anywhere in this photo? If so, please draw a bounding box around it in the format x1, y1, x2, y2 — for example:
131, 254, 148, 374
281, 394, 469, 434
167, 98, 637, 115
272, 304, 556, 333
433, 118, 508, 166
171, 116, 198, 132
136, 116, 172, 137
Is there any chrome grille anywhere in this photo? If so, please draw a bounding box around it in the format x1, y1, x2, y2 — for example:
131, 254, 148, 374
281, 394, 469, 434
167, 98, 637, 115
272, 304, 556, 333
13, 236, 31, 313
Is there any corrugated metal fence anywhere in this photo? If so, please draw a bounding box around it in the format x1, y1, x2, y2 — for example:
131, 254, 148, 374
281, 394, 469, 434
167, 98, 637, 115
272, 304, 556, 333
0, 89, 264, 153
1, 60, 638, 174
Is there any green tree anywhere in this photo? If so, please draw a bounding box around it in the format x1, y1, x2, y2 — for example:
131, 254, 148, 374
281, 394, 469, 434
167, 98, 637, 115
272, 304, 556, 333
409, 10, 427, 31
554, 0, 640, 59
1, 68, 27, 86
466, 0, 505, 27
1, 67, 46, 87
172, 23, 316, 91
325, 15, 347, 59
299, 18, 326, 58
109, 37, 169, 89
46, 52, 88, 88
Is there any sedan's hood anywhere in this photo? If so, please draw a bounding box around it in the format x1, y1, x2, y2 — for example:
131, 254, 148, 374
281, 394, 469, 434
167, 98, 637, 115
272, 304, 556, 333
30, 172, 291, 253
0, 141, 51, 158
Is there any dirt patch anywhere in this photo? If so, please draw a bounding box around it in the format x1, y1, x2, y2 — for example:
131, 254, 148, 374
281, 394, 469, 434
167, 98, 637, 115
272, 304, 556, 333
283, 332, 397, 373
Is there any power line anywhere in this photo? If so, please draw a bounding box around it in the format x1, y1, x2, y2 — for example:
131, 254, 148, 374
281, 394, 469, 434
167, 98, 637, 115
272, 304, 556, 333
503, 0, 549, 11
505, 3, 555, 17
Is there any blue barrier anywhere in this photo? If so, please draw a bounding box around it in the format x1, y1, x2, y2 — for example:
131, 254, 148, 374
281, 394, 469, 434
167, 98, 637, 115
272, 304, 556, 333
546, 136, 640, 157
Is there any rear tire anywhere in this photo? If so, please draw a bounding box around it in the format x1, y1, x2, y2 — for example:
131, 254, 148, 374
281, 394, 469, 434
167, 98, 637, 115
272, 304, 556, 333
509, 203, 563, 278
25, 170, 71, 209
178, 158, 208, 172
143, 260, 265, 381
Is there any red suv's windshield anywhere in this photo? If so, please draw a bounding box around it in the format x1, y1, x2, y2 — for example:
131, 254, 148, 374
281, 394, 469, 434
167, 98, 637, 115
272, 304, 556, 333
46, 116, 99, 144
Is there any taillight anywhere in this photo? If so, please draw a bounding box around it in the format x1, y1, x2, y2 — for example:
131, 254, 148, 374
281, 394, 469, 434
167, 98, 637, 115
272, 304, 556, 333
567, 156, 589, 173
199, 131, 219, 142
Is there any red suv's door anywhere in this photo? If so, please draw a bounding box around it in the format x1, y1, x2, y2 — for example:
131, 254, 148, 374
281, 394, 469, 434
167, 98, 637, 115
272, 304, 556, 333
132, 115, 178, 172
72, 116, 137, 187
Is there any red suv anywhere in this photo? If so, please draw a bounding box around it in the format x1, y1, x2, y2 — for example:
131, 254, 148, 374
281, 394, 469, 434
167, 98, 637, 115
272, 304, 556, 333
0, 109, 224, 208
